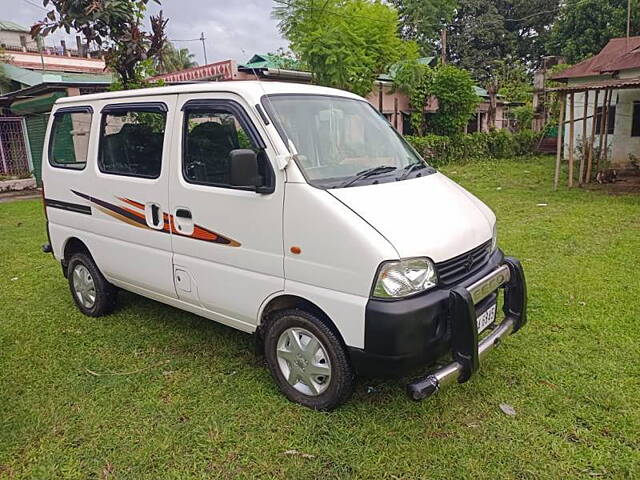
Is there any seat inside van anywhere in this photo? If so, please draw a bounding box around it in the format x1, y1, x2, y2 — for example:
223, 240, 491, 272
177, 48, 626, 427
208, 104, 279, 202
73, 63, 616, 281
185, 121, 240, 185
101, 123, 164, 178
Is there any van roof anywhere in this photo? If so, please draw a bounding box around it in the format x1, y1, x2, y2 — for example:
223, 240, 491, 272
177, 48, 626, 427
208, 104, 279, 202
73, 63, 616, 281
55, 81, 363, 106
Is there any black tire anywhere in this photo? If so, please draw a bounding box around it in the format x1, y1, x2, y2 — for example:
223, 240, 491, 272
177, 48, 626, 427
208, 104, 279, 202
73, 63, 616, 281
67, 252, 117, 317
264, 309, 355, 410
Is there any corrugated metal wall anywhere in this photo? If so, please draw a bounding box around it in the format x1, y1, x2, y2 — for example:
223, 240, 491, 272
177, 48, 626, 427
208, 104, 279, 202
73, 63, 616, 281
25, 114, 48, 186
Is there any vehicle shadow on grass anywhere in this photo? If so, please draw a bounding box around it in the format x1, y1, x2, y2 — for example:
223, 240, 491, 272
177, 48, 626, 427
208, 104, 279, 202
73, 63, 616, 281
109, 290, 422, 409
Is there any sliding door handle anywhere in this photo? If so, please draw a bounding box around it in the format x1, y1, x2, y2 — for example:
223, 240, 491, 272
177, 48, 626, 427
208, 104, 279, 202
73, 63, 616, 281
145, 202, 164, 230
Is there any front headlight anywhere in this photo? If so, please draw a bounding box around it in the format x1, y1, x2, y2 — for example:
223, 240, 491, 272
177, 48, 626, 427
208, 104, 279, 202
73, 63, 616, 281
491, 222, 498, 252
372, 257, 438, 299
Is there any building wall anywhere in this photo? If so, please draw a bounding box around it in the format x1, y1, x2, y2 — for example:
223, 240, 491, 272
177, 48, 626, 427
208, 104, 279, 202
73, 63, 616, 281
563, 76, 639, 166
0, 30, 38, 50
4, 51, 106, 73
365, 82, 411, 133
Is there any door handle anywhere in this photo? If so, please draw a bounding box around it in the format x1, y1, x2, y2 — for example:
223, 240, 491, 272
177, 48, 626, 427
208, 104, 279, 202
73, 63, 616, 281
173, 207, 194, 235
175, 208, 192, 219
145, 202, 164, 230
151, 204, 160, 226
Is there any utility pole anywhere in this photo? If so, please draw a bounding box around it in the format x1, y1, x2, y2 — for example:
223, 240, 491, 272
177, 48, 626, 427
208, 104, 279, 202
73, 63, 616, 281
628, 0, 632, 41
200, 32, 208, 65
440, 28, 447, 64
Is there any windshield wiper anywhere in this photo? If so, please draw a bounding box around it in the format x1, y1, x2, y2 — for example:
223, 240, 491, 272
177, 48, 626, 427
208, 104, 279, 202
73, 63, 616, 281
336, 165, 398, 188
397, 161, 427, 181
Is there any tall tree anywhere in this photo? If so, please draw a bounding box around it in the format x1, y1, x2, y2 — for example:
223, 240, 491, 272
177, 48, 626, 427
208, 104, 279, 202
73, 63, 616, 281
446, 0, 559, 81
273, 0, 418, 97
394, 60, 479, 135
390, 0, 457, 53
546, 0, 640, 63
156, 42, 197, 73
31, 0, 167, 89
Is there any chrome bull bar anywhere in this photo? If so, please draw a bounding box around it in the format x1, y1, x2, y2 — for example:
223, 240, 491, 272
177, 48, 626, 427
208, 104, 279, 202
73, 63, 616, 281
407, 257, 527, 401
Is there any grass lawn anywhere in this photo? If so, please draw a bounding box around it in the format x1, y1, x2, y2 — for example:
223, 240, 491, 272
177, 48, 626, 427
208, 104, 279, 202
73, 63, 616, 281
1, 156, 639, 479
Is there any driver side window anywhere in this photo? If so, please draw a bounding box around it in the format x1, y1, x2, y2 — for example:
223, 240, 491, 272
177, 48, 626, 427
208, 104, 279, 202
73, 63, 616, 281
183, 109, 256, 187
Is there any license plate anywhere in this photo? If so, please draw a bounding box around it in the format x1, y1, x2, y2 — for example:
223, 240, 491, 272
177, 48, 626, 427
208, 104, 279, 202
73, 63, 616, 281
477, 303, 497, 333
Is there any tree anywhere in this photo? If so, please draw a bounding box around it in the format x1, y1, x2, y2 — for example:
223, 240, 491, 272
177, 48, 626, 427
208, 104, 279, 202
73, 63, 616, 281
546, 0, 640, 63
273, 0, 418, 97
446, 0, 560, 82
491, 58, 533, 131
156, 42, 197, 74
31, 0, 167, 89
394, 60, 479, 135
390, 0, 457, 53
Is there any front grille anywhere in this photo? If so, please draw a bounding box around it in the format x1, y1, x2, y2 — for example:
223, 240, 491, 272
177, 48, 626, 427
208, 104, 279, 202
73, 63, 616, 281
436, 240, 493, 285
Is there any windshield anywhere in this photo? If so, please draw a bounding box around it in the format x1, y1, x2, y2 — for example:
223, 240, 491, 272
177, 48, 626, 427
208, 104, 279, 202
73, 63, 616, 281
263, 94, 431, 188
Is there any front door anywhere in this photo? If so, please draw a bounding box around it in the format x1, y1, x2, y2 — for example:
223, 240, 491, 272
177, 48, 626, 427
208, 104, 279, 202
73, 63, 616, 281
168, 92, 285, 330
81, 96, 177, 299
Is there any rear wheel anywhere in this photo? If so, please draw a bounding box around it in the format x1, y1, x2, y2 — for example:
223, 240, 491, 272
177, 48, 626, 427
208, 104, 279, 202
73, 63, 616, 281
67, 253, 117, 317
264, 309, 355, 410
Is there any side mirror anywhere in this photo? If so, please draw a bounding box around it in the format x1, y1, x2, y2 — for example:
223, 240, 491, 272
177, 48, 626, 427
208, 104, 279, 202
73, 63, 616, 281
229, 149, 262, 190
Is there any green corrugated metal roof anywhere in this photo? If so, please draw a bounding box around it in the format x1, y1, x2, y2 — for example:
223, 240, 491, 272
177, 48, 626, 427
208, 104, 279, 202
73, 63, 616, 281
240, 53, 302, 70
1, 63, 112, 88
474, 86, 488, 97
0, 20, 29, 32
383, 57, 437, 81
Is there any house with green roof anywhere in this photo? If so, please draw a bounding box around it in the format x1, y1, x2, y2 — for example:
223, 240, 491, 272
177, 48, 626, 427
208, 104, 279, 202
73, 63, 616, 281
0, 34, 112, 184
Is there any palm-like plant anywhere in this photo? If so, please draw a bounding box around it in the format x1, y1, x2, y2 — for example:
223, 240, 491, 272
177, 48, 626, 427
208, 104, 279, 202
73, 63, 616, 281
156, 42, 198, 73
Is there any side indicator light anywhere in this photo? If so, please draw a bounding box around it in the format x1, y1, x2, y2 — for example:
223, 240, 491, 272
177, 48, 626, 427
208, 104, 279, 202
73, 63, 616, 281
290, 246, 302, 255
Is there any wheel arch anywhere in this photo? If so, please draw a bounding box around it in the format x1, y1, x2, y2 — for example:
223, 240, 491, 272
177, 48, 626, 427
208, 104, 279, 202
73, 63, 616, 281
258, 294, 344, 345
61, 237, 93, 277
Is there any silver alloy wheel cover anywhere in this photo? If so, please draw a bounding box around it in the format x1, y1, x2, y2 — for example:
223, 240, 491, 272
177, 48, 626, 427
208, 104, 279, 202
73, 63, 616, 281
72, 264, 96, 309
276, 327, 332, 396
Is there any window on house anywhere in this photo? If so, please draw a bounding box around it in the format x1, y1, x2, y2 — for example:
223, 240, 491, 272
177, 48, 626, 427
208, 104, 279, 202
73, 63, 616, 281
182, 107, 268, 188
595, 105, 616, 135
401, 112, 414, 136
98, 104, 167, 178
632, 102, 640, 137
48, 110, 93, 170
467, 113, 481, 133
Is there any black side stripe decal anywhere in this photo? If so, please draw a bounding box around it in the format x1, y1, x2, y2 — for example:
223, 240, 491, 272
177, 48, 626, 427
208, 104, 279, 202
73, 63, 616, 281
44, 198, 92, 215
71, 190, 149, 227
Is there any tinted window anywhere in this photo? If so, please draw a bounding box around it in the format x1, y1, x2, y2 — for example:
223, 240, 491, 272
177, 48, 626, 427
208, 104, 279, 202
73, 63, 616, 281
183, 109, 258, 187
49, 111, 92, 169
99, 109, 166, 178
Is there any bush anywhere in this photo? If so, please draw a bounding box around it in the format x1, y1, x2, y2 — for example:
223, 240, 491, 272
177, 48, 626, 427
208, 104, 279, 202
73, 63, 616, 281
406, 130, 541, 167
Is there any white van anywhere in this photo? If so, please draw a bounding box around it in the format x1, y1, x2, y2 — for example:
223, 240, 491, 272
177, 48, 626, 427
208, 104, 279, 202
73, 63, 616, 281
41, 81, 527, 410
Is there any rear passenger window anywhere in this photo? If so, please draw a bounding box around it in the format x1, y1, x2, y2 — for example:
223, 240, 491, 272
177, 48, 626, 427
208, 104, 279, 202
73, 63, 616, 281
99, 104, 167, 178
49, 110, 92, 169
183, 108, 258, 186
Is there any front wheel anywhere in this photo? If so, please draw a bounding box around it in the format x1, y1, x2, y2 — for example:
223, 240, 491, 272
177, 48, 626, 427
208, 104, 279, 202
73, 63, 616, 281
264, 309, 355, 410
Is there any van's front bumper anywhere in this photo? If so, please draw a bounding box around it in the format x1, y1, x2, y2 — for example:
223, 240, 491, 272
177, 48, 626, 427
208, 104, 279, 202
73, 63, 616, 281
348, 250, 527, 398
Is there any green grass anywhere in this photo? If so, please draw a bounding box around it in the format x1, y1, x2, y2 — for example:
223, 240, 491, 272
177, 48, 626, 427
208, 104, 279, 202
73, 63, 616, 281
1, 157, 639, 479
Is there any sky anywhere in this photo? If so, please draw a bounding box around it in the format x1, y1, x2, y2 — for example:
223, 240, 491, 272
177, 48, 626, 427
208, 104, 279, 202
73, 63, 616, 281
10, 0, 288, 66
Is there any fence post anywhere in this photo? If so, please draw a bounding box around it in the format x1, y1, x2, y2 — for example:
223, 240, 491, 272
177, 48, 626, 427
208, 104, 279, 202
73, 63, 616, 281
0, 129, 8, 174
20, 118, 34, 172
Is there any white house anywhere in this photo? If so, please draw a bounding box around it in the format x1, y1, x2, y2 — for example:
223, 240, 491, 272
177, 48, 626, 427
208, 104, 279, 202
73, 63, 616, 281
552, 37, 640, 171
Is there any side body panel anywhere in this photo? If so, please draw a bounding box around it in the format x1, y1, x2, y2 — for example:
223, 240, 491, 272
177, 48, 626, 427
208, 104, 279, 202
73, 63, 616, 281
167, 92, 286, 329
283, 183, 398, 348
44, 95, 178, 299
